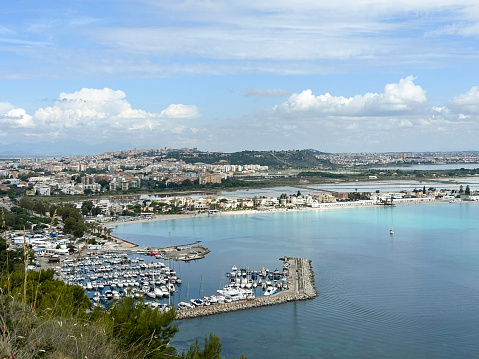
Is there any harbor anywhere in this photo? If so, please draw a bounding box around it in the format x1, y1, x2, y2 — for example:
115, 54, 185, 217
175, 257, 317, 320
58, 251, 317, 316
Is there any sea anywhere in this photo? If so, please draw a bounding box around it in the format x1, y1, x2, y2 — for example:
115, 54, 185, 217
112, 201, 479, 359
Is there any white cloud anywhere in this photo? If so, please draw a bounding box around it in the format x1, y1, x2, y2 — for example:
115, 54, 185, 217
34, 88, 152, 128
399, 119, 413, 127
275, 76, 427, 116
449, 86, 479, 114
32, 88, 199, 134
0, 88, 200, 143
160, 104, 199, 119
0, 102, 34, 128
206, 75, 479, 152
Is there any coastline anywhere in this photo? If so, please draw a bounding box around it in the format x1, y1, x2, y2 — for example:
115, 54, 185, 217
104, 198, 460, 249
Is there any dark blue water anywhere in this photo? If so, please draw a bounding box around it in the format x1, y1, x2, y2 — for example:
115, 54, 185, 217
112, 203, 479, 358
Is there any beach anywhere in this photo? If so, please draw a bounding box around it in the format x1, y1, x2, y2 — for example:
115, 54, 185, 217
104, 198, 443, 249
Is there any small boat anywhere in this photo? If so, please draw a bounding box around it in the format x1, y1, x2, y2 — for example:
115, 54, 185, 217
190, 298, 204, 306
178, 301, 194, 310
264, 286, 277, 296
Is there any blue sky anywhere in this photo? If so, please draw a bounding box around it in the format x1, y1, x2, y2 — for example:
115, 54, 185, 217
2, 1, 479, 153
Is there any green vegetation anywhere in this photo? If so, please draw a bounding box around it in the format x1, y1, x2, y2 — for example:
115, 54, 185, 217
0, 235, 244, 358
298, 171, 351, 178
166, 149, 332, 169
2, 207, 50, 231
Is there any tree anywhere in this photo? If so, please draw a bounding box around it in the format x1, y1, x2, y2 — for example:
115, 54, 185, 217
81, 201, 94, 215
182, 179, 193, 187
91, 206, 103, 216
98, 179, 109, 190
63, 216, 77, 234
181, 333, 223, 359
465, 185, 471, 196
19, 196, 34, 211
71, 221, 86, 238
104, 297, 179, 358
33, 201, 46, 215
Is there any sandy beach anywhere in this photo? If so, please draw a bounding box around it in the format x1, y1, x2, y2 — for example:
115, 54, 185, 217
106, 208, 320, 227
102, 198, 448, 249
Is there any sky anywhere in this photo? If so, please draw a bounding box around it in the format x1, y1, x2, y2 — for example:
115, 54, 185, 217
2, 1, 479, 154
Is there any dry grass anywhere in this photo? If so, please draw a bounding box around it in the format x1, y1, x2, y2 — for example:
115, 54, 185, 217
0, 298, 125, 359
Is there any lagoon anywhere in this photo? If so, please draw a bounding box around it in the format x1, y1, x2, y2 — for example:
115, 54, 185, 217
112, 202, 479, 358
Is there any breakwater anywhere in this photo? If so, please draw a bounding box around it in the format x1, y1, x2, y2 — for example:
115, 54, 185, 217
175, 257, 317, 320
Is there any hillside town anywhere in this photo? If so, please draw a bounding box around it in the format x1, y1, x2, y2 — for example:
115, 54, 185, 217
0, 148, 270, 198
1, 148, 479, 200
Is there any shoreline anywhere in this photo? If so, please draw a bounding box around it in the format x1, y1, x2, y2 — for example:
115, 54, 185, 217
103, 198, 466, 250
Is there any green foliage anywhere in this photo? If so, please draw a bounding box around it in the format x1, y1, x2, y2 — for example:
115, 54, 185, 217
0, 297, 125, 358
19, 196, 48, 216
348, 192, 371, 201
2, 207, 50, 230
91, 206, 103, 216
0, 238, 20, 275
58, 205, 86, 237
81, 200, 93, 215
298, 171, 349, 178
101, 297, 178, 358
0, 224, 242, 359
166, 149, 332, 169
181, 333, 222, 359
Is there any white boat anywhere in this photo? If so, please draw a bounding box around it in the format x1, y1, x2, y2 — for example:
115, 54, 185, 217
178, 301, 195, 310
190, 298, 204, 306
154, 287, 164, 298
264, 286, 277, 296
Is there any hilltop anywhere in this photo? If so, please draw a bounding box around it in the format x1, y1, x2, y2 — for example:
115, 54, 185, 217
163, 149, 333, 170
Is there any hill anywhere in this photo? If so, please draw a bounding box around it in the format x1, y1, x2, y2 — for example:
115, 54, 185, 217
165, 149, 333, 169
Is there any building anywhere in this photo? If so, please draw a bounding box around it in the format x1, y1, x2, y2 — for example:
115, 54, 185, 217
198, 173, 222, 185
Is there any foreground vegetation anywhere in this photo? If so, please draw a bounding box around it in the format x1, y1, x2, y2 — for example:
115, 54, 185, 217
0, 236, 244, 359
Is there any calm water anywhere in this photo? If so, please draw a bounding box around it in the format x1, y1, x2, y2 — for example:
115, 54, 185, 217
372, 163, 479, 171
112, 202, 479, 358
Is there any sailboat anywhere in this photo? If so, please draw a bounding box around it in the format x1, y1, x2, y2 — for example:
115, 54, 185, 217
389, 215, 394, 235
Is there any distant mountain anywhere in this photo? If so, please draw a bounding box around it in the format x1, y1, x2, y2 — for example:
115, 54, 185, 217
0, 140, 135, 157
165, 149, 333, 169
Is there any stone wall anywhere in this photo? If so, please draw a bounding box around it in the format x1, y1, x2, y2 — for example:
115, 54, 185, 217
175, 257, 318, 320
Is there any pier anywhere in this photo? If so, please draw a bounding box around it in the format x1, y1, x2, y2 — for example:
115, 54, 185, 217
175, 257, 317, 320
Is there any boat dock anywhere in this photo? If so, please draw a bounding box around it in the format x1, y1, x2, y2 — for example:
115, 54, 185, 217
175, 257, 318, 320
138, 243, 210, 261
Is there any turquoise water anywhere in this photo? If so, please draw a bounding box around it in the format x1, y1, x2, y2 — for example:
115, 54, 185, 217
112, 202, 479, 358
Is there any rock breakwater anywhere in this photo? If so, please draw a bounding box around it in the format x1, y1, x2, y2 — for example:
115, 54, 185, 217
175, 257, 317, 320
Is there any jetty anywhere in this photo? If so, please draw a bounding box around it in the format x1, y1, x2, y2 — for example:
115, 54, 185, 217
139, 242, 210, 261
175, 257, 317, 320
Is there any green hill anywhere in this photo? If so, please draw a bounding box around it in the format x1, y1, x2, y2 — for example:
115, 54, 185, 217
165, 149, 332, 169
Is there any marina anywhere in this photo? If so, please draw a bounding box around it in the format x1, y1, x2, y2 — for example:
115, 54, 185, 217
59, 249, 316, 314
175, 257, 317, 320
